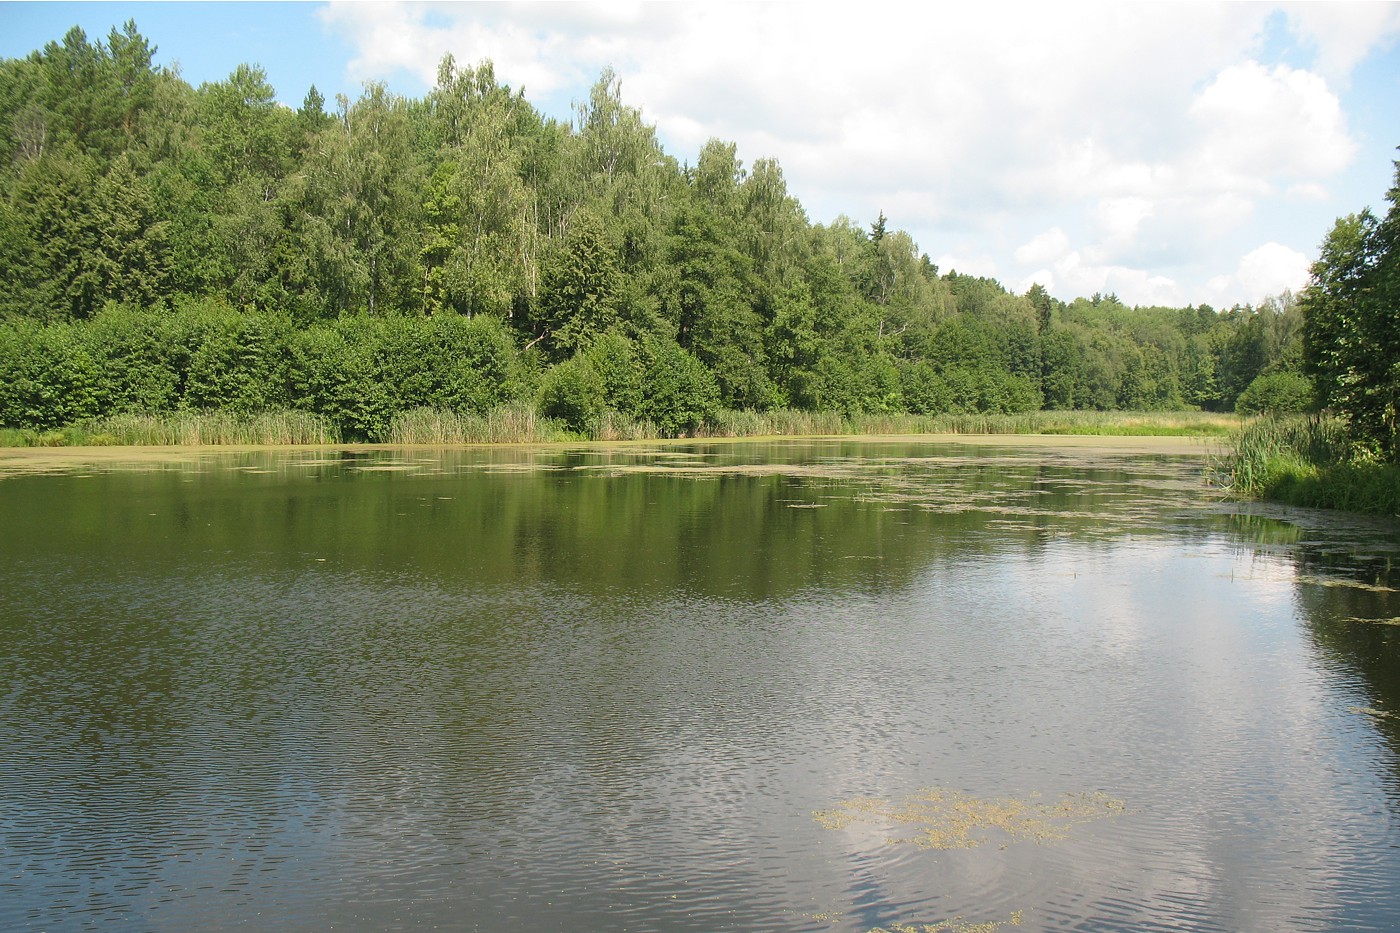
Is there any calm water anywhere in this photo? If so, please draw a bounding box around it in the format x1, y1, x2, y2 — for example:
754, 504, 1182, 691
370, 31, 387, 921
2, 440, 1399, 932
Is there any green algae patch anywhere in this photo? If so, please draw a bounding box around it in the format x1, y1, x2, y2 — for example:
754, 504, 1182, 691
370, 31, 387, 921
1298, 576, 1398, 594
869, 910, 1024, 933
815, 787, 1124, 850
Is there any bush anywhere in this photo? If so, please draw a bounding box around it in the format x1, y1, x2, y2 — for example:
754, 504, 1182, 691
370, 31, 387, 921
1235, 371, 1313, 415
176, 300, 293, 413
0, 319, 104, 428
289, 321, 389, 441
82, 304, 182, 414
538, 356, 606, 433
638, 337, 719, 436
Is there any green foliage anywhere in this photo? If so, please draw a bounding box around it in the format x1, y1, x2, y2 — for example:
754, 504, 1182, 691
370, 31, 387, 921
180, 300, 292, 413
533, 209, 620, 359
1221, 414, 1399, 516
290, 314, 526, 441
1302, 163, 1400, 460
0, 318, 103, 428
288, 320, 387, 439
81, 303, 182, 412
1235, 371, 1314, 415
538, 355, 606, 433
638, 337, 720, 436
582, 329, 644, 416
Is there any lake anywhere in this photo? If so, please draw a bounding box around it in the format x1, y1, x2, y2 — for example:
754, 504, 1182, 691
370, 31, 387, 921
2, 438, 1399, 932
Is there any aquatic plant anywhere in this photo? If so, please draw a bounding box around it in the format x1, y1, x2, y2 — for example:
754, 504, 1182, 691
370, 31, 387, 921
1218, 414, 1400, 516
814, 786, 1124, 850
386, 403, 567, 445
58, 410, 340, 446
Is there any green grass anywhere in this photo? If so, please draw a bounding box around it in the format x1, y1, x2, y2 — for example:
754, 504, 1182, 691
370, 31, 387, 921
386, 403, 567, 445
1217, 414, 1399, 517
1, 407, 1241, 447
701, 409, 1238, 439
0, 410, 340, 447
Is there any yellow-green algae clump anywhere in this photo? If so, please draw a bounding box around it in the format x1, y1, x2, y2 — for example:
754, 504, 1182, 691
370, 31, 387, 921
815, 786, 1124, 850
870, 910, 1024, 933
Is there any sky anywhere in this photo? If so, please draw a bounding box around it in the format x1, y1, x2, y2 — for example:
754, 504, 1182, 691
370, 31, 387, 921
3, 1, 1399, 309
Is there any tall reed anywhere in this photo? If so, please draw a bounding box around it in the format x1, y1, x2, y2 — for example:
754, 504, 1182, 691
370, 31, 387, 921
1218, 414, 1399, 516
386, 404, 565, 445
1, 406, 1242, 447
701, 409, 1237, 439
40, 410, 341, 446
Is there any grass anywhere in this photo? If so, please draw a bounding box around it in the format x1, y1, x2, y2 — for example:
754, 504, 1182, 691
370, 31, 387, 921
1217, 414, 1400, 517
386, 403, 565, 445
700, 408, 1238, 439
0, 407, 1241, 448
0, 410, 340, 447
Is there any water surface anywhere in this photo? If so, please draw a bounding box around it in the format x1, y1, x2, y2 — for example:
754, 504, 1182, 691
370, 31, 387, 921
2, 439, 1398, 931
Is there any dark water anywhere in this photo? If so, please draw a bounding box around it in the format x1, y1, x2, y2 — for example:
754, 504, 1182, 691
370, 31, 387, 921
2, 440, 1399, 932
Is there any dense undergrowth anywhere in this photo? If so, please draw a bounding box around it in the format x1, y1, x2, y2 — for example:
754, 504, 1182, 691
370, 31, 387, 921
1218, 415, 1400, 518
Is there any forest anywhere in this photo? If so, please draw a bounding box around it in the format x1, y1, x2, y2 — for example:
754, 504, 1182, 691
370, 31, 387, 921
0, 23, 1348, 441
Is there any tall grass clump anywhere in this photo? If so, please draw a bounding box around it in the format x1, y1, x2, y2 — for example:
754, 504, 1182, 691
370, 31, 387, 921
694, 408, 1236, 440
1219, 414, 1399, 516
78, 410, 340, 446
386, 404, 566, 445
701, 409, 847, 438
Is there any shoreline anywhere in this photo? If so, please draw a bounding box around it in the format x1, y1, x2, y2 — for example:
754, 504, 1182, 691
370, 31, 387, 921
0, 432, 1223, 474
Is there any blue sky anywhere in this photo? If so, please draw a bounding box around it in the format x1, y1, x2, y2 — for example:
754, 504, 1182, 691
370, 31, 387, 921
3, 1, 1399, 309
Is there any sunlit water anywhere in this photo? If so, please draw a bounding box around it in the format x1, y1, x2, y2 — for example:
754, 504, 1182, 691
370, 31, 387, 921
2, 440, 1399, 932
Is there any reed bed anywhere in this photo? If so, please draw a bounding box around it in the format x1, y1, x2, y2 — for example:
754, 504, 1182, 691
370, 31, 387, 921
1218, 414, 1399, 517
386, 404, 565, 445
2, 406, 1242, 447
702, 408, 1238, 439
1, 410, 340, 447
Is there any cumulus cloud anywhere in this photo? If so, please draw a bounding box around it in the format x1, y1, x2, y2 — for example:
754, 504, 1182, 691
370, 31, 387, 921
1095, 197, 1155, 247
1015, 228, 1072, 267
1188, 61, 1355, 182
317, 0, 1396, 306
1207, 242, 1313, 306
1284, 3, 1400, 83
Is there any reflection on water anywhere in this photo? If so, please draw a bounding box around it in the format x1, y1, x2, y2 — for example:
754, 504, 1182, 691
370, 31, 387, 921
1, 440, 1398, 932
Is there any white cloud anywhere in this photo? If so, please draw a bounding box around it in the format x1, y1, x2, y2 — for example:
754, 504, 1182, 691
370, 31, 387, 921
1207, 242, 1312, 307
1095, 197, 1155, 246
1015, 228, 1072, 267
1042, 249, 1185, 307
935, 252, 999, 281
1286, 183, 1330, 202
1284, 3, 1400, 83
1188, 61, 1356, 182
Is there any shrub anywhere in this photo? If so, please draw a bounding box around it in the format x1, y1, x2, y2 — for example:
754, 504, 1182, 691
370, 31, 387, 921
1235, 371, 1314, 415
538, 356, 606, 433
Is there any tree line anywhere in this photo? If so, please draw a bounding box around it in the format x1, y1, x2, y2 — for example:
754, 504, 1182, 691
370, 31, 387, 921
0, 23, 1325, 439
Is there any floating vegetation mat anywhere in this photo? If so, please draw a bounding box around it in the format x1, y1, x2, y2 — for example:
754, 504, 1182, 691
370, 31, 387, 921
814, 787, 1125, 850
869, 911, 1024, 933
1298, 575, 1398, 593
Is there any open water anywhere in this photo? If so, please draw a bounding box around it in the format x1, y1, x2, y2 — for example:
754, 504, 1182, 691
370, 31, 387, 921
2, 439, 1398, 931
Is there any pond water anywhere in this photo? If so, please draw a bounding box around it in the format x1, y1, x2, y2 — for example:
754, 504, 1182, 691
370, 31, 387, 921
2, 439, 1399, 932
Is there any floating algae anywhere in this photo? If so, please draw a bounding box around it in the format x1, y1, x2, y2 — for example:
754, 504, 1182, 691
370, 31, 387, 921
869, 910, 1024, 933
814, 787, 1124, 850
1298, 575, 1398, 594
